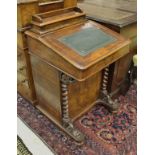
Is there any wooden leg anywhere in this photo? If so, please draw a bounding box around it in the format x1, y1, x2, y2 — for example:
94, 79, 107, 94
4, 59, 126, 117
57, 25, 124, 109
100, 66, 119, 113
60, 73, 85, 142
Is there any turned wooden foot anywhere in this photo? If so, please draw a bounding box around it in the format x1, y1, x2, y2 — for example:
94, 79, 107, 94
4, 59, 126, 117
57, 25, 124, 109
100, 93, 119, 113
62, 120, 85, 142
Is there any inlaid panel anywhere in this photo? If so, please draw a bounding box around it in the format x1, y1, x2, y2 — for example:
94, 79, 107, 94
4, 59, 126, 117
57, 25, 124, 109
59, 27, 117, 56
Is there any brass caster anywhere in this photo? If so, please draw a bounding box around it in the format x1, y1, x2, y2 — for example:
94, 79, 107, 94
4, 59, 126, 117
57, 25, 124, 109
63, 121, 85, 142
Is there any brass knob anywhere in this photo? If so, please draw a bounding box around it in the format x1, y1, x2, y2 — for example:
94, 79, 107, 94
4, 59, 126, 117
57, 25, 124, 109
21, 79, 28, 83
19, 66, 26, 71
17, 53, 22, 57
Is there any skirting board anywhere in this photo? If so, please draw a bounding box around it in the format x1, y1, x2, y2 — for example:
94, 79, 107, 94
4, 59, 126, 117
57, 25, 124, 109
17, 117, 55, 155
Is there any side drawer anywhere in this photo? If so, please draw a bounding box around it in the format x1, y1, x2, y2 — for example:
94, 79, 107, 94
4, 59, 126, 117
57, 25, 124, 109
17, 2, 39, 28
17, 31, 27, 49
17, 61, 27, 76
17, 72, 31, 102
39, 0, 63, 13
17, 49, 26, 63
17, 72, 29, 88
17, 47, 37, 104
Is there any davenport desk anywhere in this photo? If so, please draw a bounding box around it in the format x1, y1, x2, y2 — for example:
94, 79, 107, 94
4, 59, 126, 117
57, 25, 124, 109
78, 0, 137, 95
25, 7, 130, 142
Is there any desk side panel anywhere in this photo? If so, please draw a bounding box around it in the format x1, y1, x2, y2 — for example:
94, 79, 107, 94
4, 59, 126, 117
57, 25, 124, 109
30, 55, 62, 122
68, 71, 102, 120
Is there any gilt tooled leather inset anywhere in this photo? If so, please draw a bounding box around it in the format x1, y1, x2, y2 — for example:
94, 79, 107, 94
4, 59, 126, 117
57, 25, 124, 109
59, 27, 117, 56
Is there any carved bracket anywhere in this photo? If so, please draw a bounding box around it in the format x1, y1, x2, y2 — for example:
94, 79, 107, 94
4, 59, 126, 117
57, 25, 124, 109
60, 72, 75, 84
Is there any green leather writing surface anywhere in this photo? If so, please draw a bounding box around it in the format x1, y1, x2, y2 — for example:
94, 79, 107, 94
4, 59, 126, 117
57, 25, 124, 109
59, 27, 117, 56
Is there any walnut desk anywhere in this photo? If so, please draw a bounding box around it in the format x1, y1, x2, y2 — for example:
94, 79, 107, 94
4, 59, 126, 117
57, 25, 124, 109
26, 7, 130, 142
78, 0, 137, 95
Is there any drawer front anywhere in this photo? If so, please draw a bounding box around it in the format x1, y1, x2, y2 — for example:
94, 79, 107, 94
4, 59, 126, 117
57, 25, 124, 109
17, 31, 27, 49
17, 61, 27, 76
17, 47, 37, 104
17, 49, 28, 77
17, 72, 31, 102
17, 3, 38, 28
17, 49, 26, 63
39, 1, 63, 13
17, 72, 29, 88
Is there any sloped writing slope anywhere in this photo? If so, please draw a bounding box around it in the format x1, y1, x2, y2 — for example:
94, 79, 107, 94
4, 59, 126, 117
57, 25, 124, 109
26, 7, 130, 142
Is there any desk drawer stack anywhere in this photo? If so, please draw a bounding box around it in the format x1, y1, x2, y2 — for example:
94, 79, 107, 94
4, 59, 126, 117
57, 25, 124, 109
17, 0, 39, 104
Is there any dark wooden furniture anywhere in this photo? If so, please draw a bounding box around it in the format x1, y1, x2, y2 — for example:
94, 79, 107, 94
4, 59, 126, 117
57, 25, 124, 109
25, 7, 130, 142
78, 0, 137, 96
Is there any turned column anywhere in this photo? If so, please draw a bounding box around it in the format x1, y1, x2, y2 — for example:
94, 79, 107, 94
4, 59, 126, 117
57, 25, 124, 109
60, 73, 74, 125
60, 72, 84, 142
100, 66, 119, 113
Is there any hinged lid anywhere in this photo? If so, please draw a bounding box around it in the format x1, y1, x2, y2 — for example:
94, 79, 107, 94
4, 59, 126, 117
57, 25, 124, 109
26, 8, 130, 81
58, 27, 117, 56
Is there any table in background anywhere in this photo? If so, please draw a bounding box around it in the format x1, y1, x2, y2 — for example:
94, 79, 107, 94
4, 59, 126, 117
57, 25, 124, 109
78, 0, 137, 96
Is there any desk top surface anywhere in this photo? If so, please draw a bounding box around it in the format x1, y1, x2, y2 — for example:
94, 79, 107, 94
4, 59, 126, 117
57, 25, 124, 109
59, 27, 117, 56
27, 20, 129, 70
78, 0, 137, 27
